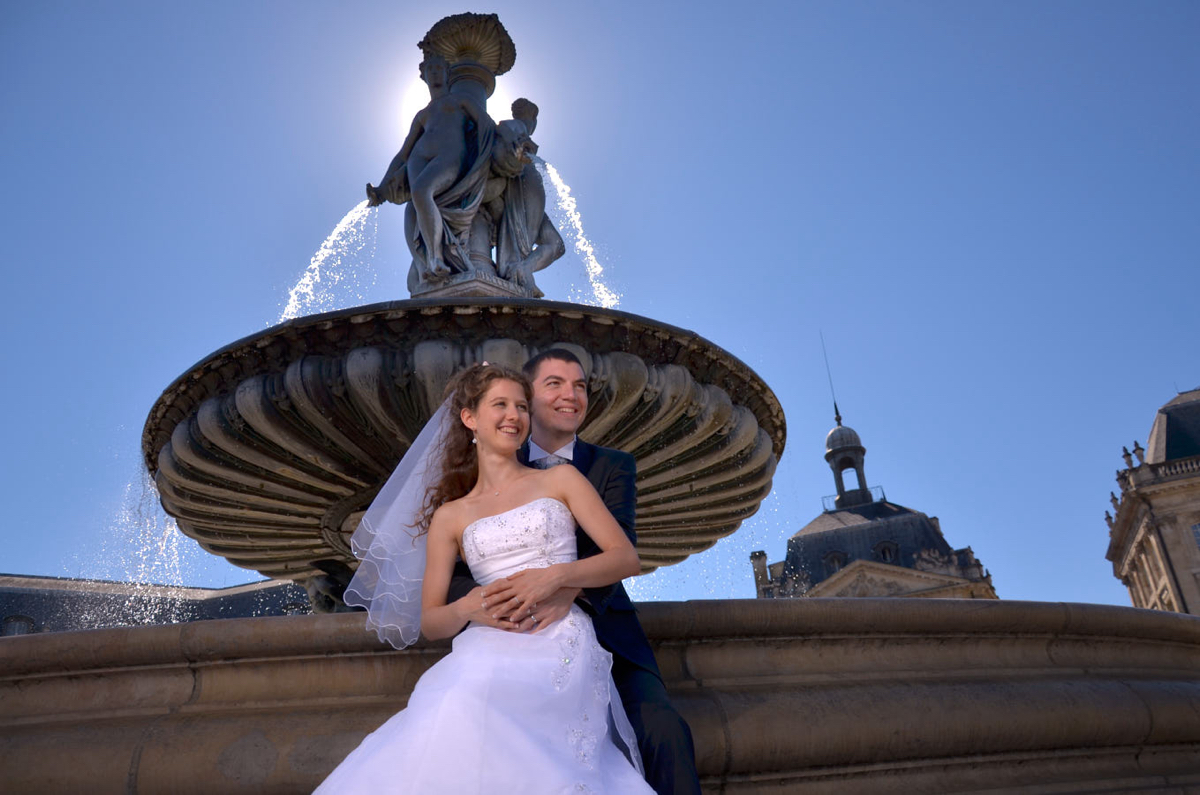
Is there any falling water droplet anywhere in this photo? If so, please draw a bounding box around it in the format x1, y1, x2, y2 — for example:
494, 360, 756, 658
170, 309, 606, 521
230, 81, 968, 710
67, 467, 202, 627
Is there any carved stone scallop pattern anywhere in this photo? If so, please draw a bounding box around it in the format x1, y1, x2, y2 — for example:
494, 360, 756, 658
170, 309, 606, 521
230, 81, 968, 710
143, 299, 786, 579
418, 13, 516, 76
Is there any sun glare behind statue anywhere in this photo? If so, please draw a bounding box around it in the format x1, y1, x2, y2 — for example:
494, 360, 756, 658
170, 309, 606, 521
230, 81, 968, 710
399, 76, 518, 135
399, 76, 427, 134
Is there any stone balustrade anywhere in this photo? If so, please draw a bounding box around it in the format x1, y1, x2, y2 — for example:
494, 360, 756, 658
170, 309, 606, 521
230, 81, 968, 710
1151, 455, 1200, 479
1117, 453, 1200, 491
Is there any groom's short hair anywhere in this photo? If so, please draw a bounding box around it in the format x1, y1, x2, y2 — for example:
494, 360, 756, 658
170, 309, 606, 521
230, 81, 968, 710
522, 348, 583, 380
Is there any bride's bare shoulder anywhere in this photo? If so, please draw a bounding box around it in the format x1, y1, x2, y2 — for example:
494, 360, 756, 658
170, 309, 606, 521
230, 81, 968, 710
543, 463, 587, 486
429, 498, 471, 537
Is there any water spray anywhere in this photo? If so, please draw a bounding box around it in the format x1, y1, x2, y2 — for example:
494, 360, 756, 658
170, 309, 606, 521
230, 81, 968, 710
280, 200, 380, 322
535, 158, 621, 309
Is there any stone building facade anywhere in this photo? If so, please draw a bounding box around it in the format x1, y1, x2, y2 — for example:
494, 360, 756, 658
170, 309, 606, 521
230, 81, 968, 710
1107, 387, 1200, 614
750, 412, 995, 599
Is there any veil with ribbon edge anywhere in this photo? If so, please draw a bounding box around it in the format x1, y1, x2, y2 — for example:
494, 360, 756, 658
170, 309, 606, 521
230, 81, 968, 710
343, 400, 453, 649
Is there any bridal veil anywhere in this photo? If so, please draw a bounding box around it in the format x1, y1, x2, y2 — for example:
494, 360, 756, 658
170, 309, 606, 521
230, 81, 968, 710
343, 401, 452, 649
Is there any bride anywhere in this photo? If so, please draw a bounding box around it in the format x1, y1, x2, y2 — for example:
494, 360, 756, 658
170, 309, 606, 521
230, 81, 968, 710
315, 363, 655, 793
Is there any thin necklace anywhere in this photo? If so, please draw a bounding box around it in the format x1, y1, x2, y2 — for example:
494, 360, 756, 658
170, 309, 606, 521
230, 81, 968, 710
482, 462, 520, 497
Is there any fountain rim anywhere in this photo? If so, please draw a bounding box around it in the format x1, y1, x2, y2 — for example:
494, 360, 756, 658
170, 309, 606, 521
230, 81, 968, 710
5, 598, 1199, 678
142, 297, 787, 475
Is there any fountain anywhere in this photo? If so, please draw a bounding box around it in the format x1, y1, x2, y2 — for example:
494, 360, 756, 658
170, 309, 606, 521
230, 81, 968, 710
3, 13, 1200, 794
139, 12, 784, 599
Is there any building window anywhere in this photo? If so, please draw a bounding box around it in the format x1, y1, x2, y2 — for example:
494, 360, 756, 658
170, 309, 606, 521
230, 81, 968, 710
874, 541, 898, 564
2, 615, 35, 636
1139, 571, 1155, 606
1141, 548, 1164, 583
824, 552, 846, 575
1128, 567, 1148, 607
1192, 523, 1200, 550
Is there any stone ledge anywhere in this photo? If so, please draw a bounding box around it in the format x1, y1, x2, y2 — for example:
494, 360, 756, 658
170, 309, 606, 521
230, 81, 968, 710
3, 599, 1200, 793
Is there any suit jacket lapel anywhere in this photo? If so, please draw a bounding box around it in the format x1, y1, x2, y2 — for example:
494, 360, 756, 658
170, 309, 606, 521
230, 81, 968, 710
571, 439, 596, 480
517, 441, 531, 466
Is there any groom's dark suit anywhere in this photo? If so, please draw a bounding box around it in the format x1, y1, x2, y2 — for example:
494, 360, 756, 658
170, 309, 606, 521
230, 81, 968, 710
450, 439, 699, 795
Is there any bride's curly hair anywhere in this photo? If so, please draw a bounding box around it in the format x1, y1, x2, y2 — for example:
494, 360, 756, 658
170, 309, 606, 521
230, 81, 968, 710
416, 363, 532, 532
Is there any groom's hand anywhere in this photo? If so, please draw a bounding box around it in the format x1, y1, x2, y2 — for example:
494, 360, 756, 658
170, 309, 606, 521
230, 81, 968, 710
512, 586, 580, 633
481, 567, 562, 625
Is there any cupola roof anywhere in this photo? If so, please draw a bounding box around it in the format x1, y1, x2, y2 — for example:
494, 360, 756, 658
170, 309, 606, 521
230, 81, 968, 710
825, 402, 863, 453
826, 423, 862, 452
1145, 386, 1200, 464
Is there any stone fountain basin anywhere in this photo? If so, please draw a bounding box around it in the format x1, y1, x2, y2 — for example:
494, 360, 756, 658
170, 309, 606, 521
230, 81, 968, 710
142, 299, 786, 581
3, 599, 1199, 793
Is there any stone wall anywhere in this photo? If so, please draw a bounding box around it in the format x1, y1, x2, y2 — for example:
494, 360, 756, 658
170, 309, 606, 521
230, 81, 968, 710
2, 599, 1199, 793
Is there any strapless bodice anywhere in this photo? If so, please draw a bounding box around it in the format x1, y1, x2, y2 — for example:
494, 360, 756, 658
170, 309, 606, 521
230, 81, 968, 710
462, 497, 577, 585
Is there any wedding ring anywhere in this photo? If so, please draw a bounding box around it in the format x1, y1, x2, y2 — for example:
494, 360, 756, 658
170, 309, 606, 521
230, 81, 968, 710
531, 616, 540, 625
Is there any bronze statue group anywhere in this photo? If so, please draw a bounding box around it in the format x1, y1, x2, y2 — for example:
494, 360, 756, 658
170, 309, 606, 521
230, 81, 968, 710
366, 51, 565, 299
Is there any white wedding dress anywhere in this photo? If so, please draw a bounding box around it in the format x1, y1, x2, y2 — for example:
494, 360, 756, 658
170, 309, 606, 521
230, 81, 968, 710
315, 497, 653, 794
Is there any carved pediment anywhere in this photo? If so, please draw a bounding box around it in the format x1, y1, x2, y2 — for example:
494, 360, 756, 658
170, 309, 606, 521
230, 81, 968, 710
808, 559, 978, 598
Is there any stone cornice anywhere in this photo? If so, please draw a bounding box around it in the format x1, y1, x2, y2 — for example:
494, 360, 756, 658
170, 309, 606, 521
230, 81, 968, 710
1109, 458, 1200, 568
1108, 499, 1148, 567
0, 573, 278, 599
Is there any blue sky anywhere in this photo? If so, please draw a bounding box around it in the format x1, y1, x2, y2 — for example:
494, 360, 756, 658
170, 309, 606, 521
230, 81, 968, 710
1, 1, 1196, 607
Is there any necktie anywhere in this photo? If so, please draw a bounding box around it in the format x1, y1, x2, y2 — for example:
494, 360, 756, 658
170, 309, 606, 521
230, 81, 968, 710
531, 453, 571, 469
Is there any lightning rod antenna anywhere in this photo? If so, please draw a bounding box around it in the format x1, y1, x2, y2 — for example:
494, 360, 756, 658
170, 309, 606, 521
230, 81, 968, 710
820, 331, 842, 426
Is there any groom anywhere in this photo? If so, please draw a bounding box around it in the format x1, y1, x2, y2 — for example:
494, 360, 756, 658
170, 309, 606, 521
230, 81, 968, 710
452, 349, 700, 795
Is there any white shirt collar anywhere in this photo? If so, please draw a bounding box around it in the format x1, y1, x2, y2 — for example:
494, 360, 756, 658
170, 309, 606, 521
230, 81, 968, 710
528, 436, 576, 462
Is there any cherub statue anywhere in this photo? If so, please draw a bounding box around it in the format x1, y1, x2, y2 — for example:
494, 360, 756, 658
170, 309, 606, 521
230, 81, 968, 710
486, 99, 565, 296
367, 52, 491, 282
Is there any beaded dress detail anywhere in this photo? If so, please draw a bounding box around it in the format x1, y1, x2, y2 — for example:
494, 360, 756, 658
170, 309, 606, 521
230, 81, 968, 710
315, 498, 651, 794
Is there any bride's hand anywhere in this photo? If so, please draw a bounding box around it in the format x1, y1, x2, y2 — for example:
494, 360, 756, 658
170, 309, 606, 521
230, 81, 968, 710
481, 566, 562, 622
456, 585, 521, 631
512, 586, 580, 633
